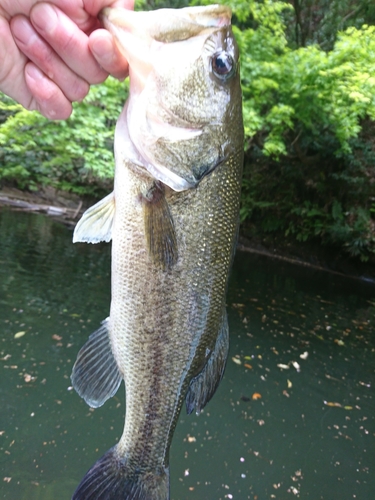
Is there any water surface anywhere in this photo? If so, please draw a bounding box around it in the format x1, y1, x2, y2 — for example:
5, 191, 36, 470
0, 209, 374, 499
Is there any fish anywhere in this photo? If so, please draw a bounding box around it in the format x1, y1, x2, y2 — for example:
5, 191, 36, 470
70, 4, 243, 499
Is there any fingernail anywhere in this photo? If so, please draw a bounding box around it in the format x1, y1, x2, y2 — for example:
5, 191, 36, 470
31, 3, 58, 35
26, 64, 44, 82
91, 37, 113, 64
11, 17, 38, 46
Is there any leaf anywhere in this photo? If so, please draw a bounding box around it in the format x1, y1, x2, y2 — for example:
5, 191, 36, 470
324, 401, 342, 407
277, 363, 290, 370
291, 361, 301, 372
14, 331, 26, 339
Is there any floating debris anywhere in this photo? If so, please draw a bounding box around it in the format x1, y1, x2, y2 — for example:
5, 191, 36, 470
291, 361, 301, 372
14, 331, 26, 339
289, 486, 299, 495
359, 381, 371, 388
323, 401, 353, 410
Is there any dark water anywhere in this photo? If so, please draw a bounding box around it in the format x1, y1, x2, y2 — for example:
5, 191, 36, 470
0, 209, 374, 500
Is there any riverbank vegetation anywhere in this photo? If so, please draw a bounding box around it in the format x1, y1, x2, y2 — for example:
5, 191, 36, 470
1, 0, 375, 262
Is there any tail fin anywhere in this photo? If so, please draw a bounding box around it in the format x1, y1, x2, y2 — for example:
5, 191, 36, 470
72, 447, 169, 500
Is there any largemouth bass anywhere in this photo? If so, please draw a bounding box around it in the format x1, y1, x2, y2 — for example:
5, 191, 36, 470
71, 4, 243, 499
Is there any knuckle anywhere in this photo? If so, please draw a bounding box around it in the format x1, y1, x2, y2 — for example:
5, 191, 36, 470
68, 79, 90, 102
89, 68, 108, 85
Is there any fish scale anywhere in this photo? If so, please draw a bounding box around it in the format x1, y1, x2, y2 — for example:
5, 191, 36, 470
70, 4, 243, 499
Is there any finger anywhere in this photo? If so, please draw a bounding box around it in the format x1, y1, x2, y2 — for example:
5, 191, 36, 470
0, 15, 32, 108
11, 15, 89, 103
83, 0, 135, 17
25, 63, 73, 120
89, 29, 129, 80
30, 3, 107, 84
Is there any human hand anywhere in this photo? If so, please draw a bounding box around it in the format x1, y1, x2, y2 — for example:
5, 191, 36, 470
0, 0, 134, 120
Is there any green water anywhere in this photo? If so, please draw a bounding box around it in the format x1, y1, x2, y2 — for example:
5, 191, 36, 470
0, 209, 374, 500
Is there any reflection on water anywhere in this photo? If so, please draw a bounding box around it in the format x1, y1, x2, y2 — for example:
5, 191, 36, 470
0, 209, 374, 499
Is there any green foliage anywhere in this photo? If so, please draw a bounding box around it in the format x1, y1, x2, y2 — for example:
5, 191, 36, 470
0, 77, 127, 195
136, 0, 189, 10
196, 1, 375, 157
241, 122, 375, 261
284, 0, 375, 50
1, 0, 374, 261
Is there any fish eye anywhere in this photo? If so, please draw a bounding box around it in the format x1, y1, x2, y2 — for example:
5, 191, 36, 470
211, 51, 236, 81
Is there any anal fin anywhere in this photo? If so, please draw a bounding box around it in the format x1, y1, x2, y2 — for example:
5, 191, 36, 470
142, 182, 178, 270
185, 310, 229, 415
71, 318, 122, 408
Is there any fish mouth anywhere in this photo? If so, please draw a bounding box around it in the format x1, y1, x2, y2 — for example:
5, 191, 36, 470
99, 5, 231, 43
99, 6, 231, 92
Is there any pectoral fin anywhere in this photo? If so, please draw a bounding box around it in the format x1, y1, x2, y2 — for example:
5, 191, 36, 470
73, 192, 115, 244
71, 318, 122, 408
142, 182, 178, 270
185, 310, 229, 415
